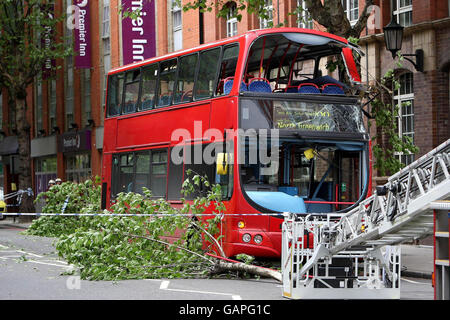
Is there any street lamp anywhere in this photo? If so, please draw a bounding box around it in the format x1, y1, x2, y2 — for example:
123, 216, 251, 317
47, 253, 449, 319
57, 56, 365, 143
383, 13, 424, 72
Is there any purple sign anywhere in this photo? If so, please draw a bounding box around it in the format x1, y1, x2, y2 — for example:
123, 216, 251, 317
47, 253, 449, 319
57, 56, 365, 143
58, 130, 92, 153
41, 4, 55, 79
73, 0, 91, 68
121, 0, 156, 65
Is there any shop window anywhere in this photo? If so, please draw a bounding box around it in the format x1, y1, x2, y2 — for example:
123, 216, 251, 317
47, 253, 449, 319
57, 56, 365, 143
65, 153, 92, 183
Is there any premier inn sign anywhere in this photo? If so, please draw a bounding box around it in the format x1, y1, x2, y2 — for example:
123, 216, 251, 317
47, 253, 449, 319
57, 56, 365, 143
58, 130, 91, 153
121, 0, 156, 65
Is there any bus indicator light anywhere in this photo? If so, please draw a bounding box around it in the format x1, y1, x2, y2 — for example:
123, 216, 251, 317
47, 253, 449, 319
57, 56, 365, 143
238, 221, 245, 229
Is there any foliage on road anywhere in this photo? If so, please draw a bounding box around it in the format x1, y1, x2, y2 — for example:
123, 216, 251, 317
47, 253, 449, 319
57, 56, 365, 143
26, 179, 102, 237
25, 173, 281, 281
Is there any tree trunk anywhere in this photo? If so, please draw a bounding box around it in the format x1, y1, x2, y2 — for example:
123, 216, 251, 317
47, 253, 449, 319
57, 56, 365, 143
213, 260, 282, 282
15, 96, 35, 217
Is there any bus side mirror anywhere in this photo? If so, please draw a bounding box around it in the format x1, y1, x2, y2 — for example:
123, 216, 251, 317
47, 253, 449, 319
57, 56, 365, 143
216, 153, 228, 175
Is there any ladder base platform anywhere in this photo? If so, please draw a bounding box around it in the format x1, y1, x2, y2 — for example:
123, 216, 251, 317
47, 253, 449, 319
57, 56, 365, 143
283, 287, 400, 300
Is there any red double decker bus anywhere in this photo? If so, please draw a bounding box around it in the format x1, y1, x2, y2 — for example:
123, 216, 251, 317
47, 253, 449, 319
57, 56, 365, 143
101, 28, 371, 258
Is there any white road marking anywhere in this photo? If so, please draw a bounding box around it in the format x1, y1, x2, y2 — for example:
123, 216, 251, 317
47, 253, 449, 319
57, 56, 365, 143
401, 277, 429, 285
146, 279, 242, 300
0, 243, 74, 270
160, 280, 170, 289
25, 259, 73, 269
16, 250, 43, 258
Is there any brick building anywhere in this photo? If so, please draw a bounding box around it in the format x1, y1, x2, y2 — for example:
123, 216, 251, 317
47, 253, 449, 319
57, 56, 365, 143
0, 0, 449, 207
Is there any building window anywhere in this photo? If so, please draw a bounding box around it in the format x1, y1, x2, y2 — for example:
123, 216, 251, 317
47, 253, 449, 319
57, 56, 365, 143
0, 91, 3, 132
35, 157, 57, 195
259, 0, 273, 29
172, 0, 182, 51
65, 0, 74, 131
102, 0, 111, 116
66, 153, 92, 183
49, 80, 56, 132
226, 2, 238, 37
82, 70, 91, 127
394, 72, 414, 165
343, 0, 359, 25
393, 0, 412, 27
297, 0, 313, 29
65, 65, 74, 131
35, 81, 43, 135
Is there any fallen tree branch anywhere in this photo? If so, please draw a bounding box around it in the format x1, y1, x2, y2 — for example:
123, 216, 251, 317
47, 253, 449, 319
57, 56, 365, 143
207, 253, 282, 283
113, 232, 214, 264
190, 220, 226, 258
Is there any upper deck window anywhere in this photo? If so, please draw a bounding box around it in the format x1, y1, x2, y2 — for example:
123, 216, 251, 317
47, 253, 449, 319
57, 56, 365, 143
174, 54, 198, 104
216, 44, 240, 95
123, 69, 141, 113
107, 73, 124, 117
195, 48, 221, 100
141, 63, 158, 110
158, 59, 178, 107
105, 42, 240, 118
243, 33, 353, 94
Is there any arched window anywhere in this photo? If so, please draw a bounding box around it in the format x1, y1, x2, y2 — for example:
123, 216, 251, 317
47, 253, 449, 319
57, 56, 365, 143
226, 2, 237, 37
394, 72, 414, 165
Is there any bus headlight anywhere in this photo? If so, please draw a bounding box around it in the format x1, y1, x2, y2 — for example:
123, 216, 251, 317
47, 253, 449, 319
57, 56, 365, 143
254, 234, 263, 244
242, 233, 251, 243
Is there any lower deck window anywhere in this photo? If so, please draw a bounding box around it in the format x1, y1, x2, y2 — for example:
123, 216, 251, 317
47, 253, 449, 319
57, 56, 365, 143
112, 148, 168, 198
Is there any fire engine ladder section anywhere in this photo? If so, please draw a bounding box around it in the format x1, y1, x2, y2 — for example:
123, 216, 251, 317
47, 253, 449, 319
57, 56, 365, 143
282, 138, 450, 299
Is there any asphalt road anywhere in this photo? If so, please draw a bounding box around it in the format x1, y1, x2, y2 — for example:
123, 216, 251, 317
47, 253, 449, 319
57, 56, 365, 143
0, 221, 434, 302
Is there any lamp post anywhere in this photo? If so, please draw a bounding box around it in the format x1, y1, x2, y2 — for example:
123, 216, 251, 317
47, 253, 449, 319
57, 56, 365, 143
383, 13, 424, 72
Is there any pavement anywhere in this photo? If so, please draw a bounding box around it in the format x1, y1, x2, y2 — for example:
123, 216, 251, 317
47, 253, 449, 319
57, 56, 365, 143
400, 244, 433, 279
0, 218, 435, 279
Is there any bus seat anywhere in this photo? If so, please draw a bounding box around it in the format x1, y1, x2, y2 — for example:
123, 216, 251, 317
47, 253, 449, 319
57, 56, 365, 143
224, 78, 247, 94
181, 90, 193, 102
159, 95, 170, 106
248, 78, 271, 93
141, 99, 153, 110
298, 83, 320, 94
322, 83, 345, 95
125, 102, 136, 113
309, 75, 347, 88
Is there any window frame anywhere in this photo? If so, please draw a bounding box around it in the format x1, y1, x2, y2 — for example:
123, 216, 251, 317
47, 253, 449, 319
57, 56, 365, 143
105, 42, 241, 117
259, 0, 273, 29
342, 0, 359, 26
194, 46, 223, 100
174, 53, 199, 105
393, 72, 415, 165
393, 0, 413, 27
297, 0, 313, 29
226, 2, 238, 37
111, 148, 169, 198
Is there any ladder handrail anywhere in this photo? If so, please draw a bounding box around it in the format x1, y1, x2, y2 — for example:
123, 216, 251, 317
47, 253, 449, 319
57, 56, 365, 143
283, 139, 450, 282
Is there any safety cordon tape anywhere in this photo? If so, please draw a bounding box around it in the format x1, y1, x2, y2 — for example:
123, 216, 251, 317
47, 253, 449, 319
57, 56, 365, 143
0, 212, 284, 217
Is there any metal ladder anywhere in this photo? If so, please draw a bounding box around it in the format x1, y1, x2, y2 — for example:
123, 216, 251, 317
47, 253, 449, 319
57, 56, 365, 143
282, 139, 450, 299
